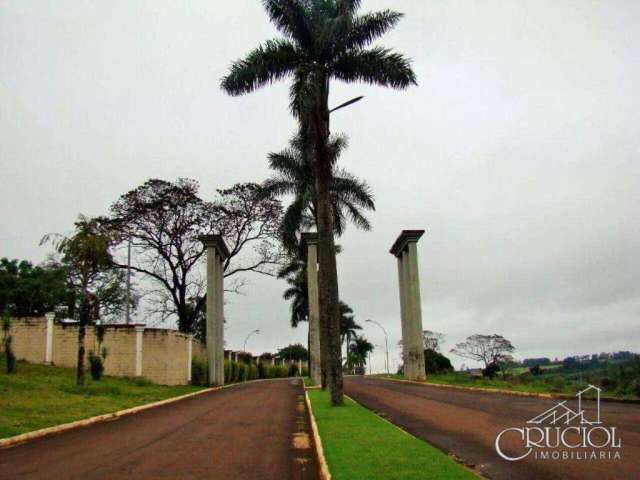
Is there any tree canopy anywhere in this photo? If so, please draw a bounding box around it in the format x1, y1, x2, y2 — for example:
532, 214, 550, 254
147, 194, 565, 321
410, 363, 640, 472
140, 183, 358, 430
107, 178, 284, 332
450, 334, 515, 369
0, 258, 68, 317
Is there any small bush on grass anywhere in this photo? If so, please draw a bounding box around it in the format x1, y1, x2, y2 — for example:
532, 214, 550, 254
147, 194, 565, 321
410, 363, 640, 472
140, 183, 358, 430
2, 311, 16, 374
191, 359, 209, 386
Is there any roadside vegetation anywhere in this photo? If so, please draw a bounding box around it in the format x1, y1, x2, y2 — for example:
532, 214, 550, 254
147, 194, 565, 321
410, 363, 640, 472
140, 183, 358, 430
386, 330, 640, 399
387, 353, 640, 400
307, 390, 476, 480
0, 359, 203, 439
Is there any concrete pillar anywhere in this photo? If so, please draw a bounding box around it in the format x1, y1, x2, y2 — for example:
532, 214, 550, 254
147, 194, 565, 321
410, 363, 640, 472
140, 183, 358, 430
135, 325, 144, 377
397, 253, 409, 370
200, 234, 230, 387
390, 230, 426, 381
44, 312, 55, 364
302, 233, 321, 386
187, 334, 193, 383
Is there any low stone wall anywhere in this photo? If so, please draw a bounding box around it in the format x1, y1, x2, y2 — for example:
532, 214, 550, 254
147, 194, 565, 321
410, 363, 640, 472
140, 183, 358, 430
4, 316, 206, 386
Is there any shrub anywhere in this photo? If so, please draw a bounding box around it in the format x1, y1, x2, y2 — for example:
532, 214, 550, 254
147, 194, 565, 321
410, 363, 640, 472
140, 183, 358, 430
549, 376, 566, 392
600, 377, 617, 391
224, 360, 231, 383
482, 362, 500, 379
191, 359, 209, 386
257, 361, 267, 379
424, 349, 453, 374
88, 352, 105, 381
288, 363, 299, 377
626, 378, 640, 397
529, 365, 542, 376
2, 311, 16, 374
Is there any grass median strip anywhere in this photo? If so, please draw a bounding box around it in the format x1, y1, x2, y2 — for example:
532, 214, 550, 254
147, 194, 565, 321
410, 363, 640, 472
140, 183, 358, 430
307, 389, 477, 480
0, 360, 204, 439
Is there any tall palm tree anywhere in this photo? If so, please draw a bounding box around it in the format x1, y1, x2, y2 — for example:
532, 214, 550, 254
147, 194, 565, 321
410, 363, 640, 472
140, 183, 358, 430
282, 266, 308, 328
263, 133, 375, 253
338, 301, 361, 373
349, 335, 374, 374
221, 0, 416, 405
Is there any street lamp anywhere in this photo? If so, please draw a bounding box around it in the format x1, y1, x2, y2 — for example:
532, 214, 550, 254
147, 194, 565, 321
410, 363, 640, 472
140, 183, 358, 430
366, 319, 389, 375
329, 95, 364, 114
243, 329, 260, 352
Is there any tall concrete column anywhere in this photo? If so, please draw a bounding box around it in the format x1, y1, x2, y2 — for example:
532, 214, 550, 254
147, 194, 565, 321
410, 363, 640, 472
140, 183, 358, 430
200, 235, 230, 387
390, 230, 426, 381
302, 233, 321, 386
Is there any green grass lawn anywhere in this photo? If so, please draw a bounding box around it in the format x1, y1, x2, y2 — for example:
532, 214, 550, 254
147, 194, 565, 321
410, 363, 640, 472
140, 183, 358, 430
373, 372, 638, 400
307, 390, 476, 480
0, 359, 204, 439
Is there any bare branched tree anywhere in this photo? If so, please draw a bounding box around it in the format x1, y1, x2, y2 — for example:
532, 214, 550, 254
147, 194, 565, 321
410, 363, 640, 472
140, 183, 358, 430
107, 179, 284, 333
450, 334, 515, 369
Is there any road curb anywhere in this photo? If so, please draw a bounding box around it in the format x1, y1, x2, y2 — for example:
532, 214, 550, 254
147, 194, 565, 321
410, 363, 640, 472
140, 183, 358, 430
0, 378, 274, 449
375, 376, 640, 404
304, 390, 331, 480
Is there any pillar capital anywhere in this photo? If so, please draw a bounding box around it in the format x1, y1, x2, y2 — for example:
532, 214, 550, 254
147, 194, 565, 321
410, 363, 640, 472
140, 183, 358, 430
199, 234, 230, 260
389, 230, 425, 258
301, 232, 318, 246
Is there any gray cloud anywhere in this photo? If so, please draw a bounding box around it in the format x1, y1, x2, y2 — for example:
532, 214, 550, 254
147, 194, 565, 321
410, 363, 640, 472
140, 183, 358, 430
1, 1, 638, 371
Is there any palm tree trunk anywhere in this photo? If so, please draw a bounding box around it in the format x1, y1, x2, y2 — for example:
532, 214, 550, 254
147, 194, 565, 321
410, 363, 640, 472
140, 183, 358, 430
312, 71, 343, 406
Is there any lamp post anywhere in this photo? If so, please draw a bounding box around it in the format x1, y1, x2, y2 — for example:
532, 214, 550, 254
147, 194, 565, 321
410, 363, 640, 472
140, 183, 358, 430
366, 319, 389, 375
243, 329, 259, 353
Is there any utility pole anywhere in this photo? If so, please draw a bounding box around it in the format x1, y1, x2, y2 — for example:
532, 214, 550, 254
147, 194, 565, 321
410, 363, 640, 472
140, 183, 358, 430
125, 238, 132, 324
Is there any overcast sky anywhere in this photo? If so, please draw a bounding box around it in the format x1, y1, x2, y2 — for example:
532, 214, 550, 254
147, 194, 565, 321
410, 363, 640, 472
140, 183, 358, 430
2, 1, 639, 372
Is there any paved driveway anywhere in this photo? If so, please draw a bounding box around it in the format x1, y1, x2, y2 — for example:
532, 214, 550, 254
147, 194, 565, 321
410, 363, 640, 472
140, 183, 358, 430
0, 379, 318, 480
345, 376, 639, 480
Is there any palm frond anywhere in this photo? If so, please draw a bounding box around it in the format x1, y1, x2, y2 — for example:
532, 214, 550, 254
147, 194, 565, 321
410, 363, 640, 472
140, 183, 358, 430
221, 39, 301, 95
332, 171, 375, 210
262, 178, 297, 198
343, 10, 403, 50
262, 0, 314, 50
332, 46, 417, 89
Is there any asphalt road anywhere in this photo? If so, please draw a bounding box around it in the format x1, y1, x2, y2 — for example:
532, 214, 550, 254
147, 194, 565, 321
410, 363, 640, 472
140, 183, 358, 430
345, 376, 640, 480
0, 378, 319, 480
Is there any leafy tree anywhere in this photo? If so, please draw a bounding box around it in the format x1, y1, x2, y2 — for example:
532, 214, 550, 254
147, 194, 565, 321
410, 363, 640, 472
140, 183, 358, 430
423, 330, 445, 352
348, 335, 373, 375
424, 349, 453, 375
450, 334, 515, 371
0, 258, 68, 317
221, 0, 416, 405
277, 343, 308, 362
41, 216, 124, 386
263, 133, 374, 252
107, 179, 284, 333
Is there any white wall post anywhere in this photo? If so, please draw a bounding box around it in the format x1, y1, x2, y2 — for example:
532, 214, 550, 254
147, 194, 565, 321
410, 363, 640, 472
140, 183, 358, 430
44, 312, 55, 364
135, 325, 144, 377
187, 334, 193, 383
